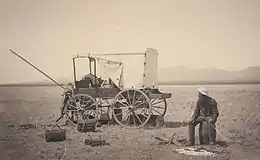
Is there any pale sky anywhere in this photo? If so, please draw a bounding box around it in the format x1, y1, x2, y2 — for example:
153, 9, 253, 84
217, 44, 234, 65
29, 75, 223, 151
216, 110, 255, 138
1, 0, 260, 83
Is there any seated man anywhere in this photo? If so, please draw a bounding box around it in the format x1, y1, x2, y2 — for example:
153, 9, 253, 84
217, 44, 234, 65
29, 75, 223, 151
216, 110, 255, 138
186, 87, 219, 146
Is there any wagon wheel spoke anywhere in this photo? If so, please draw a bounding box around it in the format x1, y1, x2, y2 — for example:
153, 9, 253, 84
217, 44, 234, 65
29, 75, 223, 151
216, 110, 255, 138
119, 94, 130, 106
132, 90, 136, 105
135, 101, 148, 109
152, 107, 163, 116
134, 112, 143, 124
141, 108, 149, 115
151, 98, 157, 104
141, 112, 149, 118
81, 96, 86, 106
77, 96, 83, 105
68, 109, 78, 112
76, 96, 82, 103
131, 112, 136, 126
67, 103, 78, 110
123, 111, 131, 121
85, 103, 96, 110
126, 113, 131, 125
152, 106, 165, 109
115, 111, 123, 117
115, 100, 129, 108
83, 99, 89, 106
92, 110, 101, 118
96, 98, 102, 105
127, 90, 131, 104
81, 98, 92, 109
134, 94, 142, 106
94, 110, 102, 115
114, 108, 123, 110
151, 98, 167, 116
94, 110, 102, 114
153, 99, 165, 105
72, 98, 77, 104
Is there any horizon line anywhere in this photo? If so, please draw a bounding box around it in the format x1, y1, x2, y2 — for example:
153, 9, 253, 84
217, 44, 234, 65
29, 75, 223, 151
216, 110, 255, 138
1, 80, 260, 87
159, 65, 260, 71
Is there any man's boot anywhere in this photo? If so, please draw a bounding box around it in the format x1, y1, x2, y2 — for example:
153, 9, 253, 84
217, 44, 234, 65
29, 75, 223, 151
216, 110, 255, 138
185, 123, 196, 146
208, 123, 216, 145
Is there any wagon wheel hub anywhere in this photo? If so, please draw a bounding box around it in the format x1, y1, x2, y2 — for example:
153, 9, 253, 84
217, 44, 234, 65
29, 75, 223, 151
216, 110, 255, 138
128, 105, 135, 110
78, 108, 84, 111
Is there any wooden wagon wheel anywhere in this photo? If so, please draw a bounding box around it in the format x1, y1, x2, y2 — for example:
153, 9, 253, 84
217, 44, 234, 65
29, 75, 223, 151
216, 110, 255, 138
150, 98, 167, 117
64, 94, 98, 125
112, 89, 152, 128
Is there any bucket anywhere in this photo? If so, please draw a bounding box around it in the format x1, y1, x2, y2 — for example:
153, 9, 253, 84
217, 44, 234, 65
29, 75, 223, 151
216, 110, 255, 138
45, 124, 66, 142
99, 114, 110, 125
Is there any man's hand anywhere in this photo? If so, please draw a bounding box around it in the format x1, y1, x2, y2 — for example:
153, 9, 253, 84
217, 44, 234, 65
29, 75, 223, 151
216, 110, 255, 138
187, 116, 205, 124
197, 116, 205, 122
205, 117, 214, 123
208, 118, 214, 123
187, 118, 195, 124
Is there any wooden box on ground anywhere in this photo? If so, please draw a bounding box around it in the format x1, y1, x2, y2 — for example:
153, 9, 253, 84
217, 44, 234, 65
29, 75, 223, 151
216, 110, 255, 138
84, 134, 109, 147
45, 125, 66, 142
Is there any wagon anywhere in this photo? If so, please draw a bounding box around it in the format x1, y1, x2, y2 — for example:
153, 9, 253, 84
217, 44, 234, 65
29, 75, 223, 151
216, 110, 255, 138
62, 48, 171, 128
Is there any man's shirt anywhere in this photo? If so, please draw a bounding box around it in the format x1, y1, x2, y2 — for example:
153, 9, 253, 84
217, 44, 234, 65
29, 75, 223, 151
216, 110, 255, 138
191, 97, 219, 122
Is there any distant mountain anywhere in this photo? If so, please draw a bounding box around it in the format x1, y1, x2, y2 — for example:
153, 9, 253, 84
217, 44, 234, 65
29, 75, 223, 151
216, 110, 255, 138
1, 66, 260, 86
158, 66, 260, 84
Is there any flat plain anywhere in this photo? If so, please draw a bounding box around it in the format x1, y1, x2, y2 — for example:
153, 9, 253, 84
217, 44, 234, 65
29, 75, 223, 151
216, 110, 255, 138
0, 84, 260, 160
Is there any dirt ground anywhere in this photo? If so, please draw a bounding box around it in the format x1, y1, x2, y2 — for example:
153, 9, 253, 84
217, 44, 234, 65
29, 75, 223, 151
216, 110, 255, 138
0, 85, 260, 160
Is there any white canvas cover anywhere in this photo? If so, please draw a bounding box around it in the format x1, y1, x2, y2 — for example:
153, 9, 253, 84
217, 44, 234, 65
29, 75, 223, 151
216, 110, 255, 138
93, 54, 144, 89
95, 58, 124, 88
143, 48, 158, 89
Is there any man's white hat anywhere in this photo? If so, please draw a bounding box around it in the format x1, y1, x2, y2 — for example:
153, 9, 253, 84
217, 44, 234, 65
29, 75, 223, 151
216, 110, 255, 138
198, 87, 210, 97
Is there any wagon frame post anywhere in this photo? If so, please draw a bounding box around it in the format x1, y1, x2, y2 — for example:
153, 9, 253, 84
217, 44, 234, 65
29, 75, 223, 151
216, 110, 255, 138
72, 57, 77, 92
